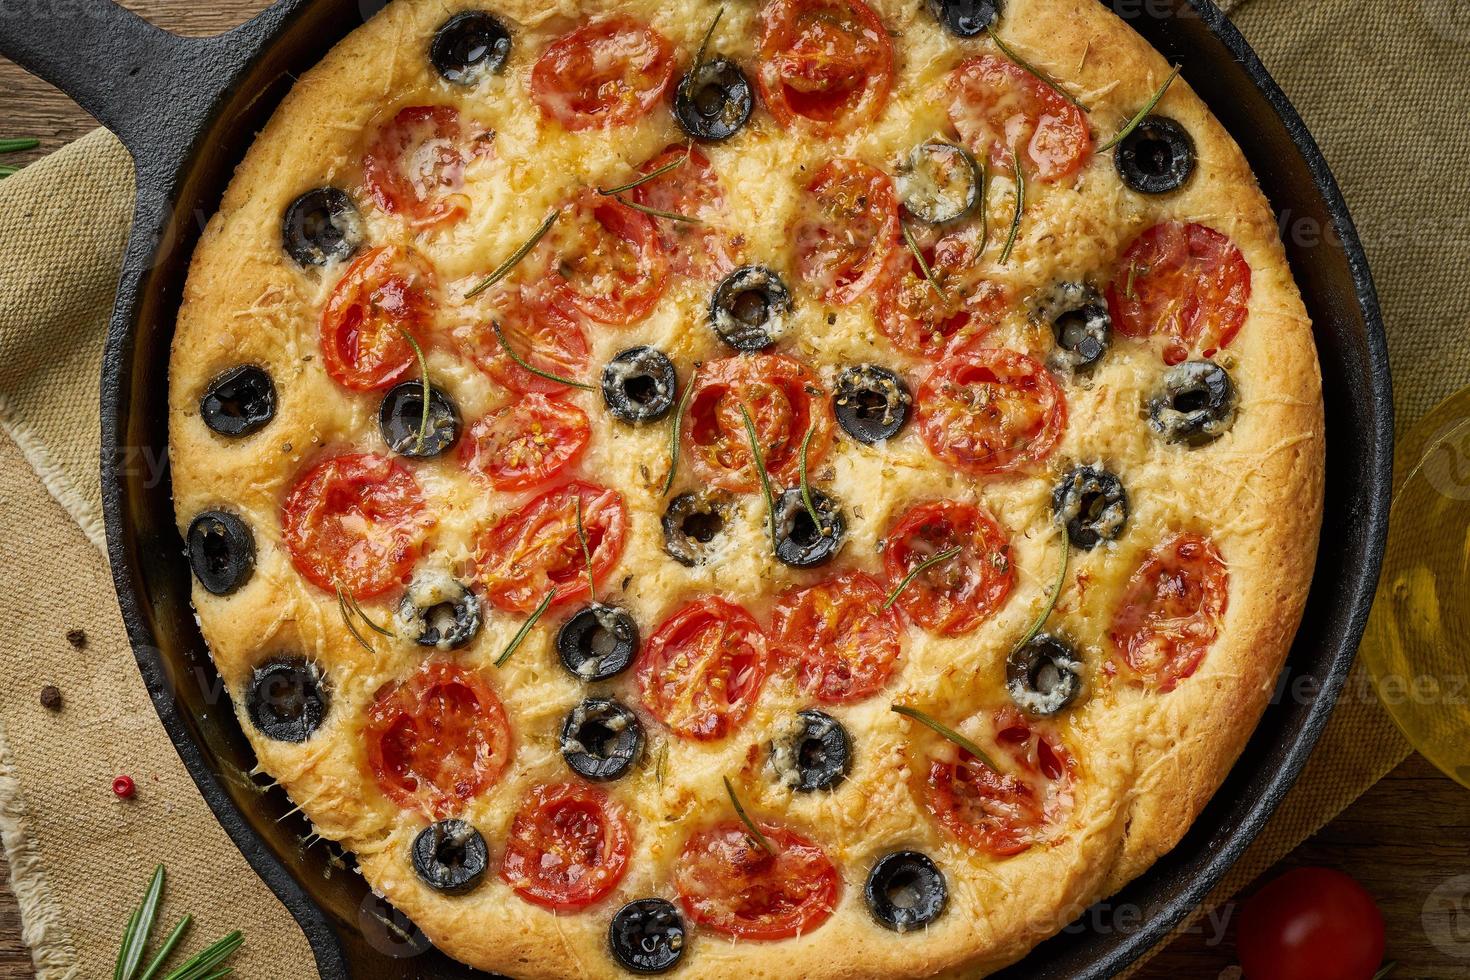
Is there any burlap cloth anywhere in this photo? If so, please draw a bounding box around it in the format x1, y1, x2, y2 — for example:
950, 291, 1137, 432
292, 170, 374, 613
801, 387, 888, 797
1, 0, 1466, 975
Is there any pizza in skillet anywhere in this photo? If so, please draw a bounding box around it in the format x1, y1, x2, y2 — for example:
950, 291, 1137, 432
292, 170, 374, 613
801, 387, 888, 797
167, 0, 1325, 974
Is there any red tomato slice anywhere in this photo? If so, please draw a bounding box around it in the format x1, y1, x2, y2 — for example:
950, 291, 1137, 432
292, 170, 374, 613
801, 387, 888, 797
876, 231, 1009, 358
361, 105, 468, 227
924, 706, 1075, 856
281, 452, 430, 598
363, 661, 513, 817
631, 145, 735, 281
684, 354, 833, 493
916, 349, 1067, 476
320, 246, 436, 392
1110, 532, 1229, 691
1106, 221, 1253, 363
545, 192, 669, 325
530, 17, 675, 131
459, 393, 591, 491
475, 481, 628, 613
946, 54, 1092, 182
882, 500, 1013, 636
757, 0, 895, 137
771, 571, 902, 704
455, 289, 591, 395
794, 158, 901, 306
500, 783, 632, 911
637, 597, 768, 741
675, 821, 840, 939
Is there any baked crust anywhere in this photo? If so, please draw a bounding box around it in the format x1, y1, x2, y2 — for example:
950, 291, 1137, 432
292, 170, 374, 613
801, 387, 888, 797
166, 0, 1325, 975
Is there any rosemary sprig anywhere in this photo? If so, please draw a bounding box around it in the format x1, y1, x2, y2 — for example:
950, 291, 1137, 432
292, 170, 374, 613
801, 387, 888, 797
575, 496, 595, 603
493, 320, 595, 390
891, 705, 1000, 773
115, 865, 166, 980
998, 155, 1025, 266
597, 146, 691, 196
465, 208, 559, 299
1098, 65, 1181, 152
683, 8, 725, 99
1124, 261, 1140, 301
336, 585, 377, 652
347, 591, 395, 638
616, 195, 702, 224
113, 866, 243, 980
0, 138, 39, 154
797, 423, 826, 536
738, 403, 778, 544
723, 776, 774, 856
395, 326, 431, 453
159, 931, 243, 980
883, 546, 963, 610
662, 365, 698, 495
1013, 530, 1070, 652
985, 27, 1088, 111
901, 223, 947, 302
496, 590, 555, 667
137, 916, 192, 980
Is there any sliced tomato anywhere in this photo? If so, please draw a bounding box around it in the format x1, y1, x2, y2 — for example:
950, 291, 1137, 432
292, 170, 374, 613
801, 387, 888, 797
637, 597, 767, 741
793, 158, 901, 306
1110, 532, 1229, 691
1106, 221, 1253, 363
946, 53, 1092, 182
923, 706, 1075, 856
281, 452, 430, 598
881, 500, 1013, 636
501, 782, 632, 911
771, 571, 902, 704
320, 246, 436, 392
361, 105, 468, 227
916, 349, 1066, 475
459, 393, 590, 491
544, 192, 669, 325
631, 145, 735, 280
363, 661, 513, 817
876, 231, 1009, 358
530, 17, 675, 131
455, 289, 591, 395
684, 354, 833, 493
756, 0, 895, 137
676, 821, 840, 940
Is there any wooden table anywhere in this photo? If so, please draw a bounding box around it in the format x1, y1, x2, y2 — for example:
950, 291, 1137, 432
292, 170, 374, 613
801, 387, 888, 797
5, 3, 1470, 977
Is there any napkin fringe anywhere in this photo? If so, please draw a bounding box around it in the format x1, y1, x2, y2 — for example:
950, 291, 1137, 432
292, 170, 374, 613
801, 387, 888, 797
0, 393, 105, 552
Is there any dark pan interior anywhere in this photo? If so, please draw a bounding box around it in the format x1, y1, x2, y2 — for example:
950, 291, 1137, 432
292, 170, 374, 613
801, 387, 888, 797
97, 1, 1392, 977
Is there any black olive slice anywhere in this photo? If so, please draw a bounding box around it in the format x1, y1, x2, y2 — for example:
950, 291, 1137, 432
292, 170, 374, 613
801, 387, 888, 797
603, 347, 678, 424
430, 11, 511, 85
609, 898, 686, 974
200, 365, 277, 438
378, 381, 461, 458
561, 698, 643, 781
282, 187, 362, 267
1051, 464, 1129, 550
865, 852, 948, 932
770, 709, 851, 792
411, 819, 489, 895
1039, 282, 1112, 372
245, 657, 329, 743
1148, 360, 1238, 446
674, 57, 753, 142
895, 142, 981, 225
1115, 115, 1197, 195
833, 364, 910, 445
927, 0, 1001, 36
557, 604, 639, 681
662, 490, 733, 566
187, 511, 256, 596
395, 572, 481, 650
773, 488, 845, 569
1006, 633, 1083, 717
709, 266, 792, 352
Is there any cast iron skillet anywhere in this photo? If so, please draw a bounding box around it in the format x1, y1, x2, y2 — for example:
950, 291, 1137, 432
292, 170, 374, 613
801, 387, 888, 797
0, 0, 1392, 976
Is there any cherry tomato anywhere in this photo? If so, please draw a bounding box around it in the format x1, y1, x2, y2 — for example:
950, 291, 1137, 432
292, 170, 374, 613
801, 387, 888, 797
756, 0, 895, 137
475, 481, 628, 614
684, 354, 833, 493
631, 145, 735, 280
675, 821, 840, 940
876, 231, 1008, 358
637, 597, 767, 741
882, 500, 1013, 636
545, 192, 669, 326
459, 393, 591, 491
793, 158, 901, 306
915, 349, 1067, 476
531, 17, 675, 131
946, 54, 1092, 182
1107, 221, 1253, 364
455, 288, 591, 395
320, 245, 436, 392
1237, 867, 1386, 980
501, 782, 632, 911
770, 571, 902, 704
361, 105, 468, 227
281, 452, 430, 598
1110, 532, 1229, 691
363, 661, 513, 817
923, 707, 1074, 856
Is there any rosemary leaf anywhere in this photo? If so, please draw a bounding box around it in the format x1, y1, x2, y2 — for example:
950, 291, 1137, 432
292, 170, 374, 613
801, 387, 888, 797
597, 147, 690, 196
1013, 530, 1070, 652
662, 365, 698, 495
998, 155, 1025, 266
114, 906, 142, 980
616, 195, 702, 224
738, 404, 778, 544
159, 930, 243, 980
683, 8, 725, 99
901, 223, 947, 302
465, 208, 559, 299
1371, 962, 1398, 980
117, 865, 166, 980
496, 590, 554, 667
883, 546, 962, 610
575, 496, 595, 603
723, 776, 774, 855
347, 591, 395, 639
890, 705, 1000, 773
493, 320, 595, 390
0, 138, 39, 154
336, 586, 375, 652
798, 423, 826, 536
394, 326, 431, 454
985, 27, 1088, 111
137, 915, 192, 980
1098, 65, 1181, 152
0, 165, 19, 178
